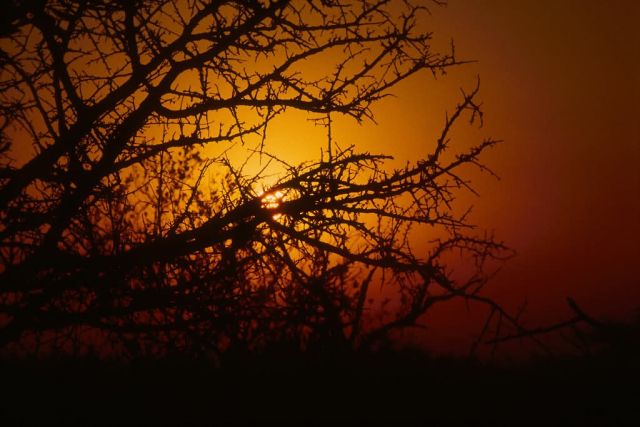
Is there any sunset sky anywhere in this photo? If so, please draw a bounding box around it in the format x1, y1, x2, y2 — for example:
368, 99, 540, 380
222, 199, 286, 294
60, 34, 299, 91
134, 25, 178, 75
3, 0, 638, 358
3, 1, 639, 422
243, 0, 639, 352
383, 0, 640, 351
217, 0, 640, 352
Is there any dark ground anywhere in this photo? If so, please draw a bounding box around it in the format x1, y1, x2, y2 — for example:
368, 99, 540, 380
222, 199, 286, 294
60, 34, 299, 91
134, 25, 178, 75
1, 343, 639, 423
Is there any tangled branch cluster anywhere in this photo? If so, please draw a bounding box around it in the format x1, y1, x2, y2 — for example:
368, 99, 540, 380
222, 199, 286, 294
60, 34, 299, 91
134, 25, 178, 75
1, 0, 520, 358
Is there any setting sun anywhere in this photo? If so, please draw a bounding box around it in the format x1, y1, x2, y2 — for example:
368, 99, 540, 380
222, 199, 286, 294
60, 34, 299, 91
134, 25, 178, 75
1, 0, 638, 423
260, 190, 286, 219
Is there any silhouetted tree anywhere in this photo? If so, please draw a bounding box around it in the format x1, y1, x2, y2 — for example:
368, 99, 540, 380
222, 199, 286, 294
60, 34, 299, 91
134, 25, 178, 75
0, 0, 523, 359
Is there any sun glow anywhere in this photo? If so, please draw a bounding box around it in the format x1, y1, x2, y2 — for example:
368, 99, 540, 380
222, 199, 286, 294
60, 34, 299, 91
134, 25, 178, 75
260, 190, 286, 220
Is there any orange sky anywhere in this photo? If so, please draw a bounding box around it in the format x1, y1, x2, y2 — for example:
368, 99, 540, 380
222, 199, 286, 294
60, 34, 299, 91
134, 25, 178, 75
6, 0, 638, 356
388, 0, 640, 352
217, 0, 640, 354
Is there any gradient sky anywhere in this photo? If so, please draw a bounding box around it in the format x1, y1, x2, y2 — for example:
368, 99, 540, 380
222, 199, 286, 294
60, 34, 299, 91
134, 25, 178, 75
388, 0, 640, 352
7, 0, 638, 356
234, 0, 640, 354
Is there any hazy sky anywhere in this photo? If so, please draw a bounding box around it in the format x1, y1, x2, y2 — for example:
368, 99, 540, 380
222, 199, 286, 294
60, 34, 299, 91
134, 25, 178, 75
396, 0, 640, 352
8, 0, 638, 356
278, 0, 640, 353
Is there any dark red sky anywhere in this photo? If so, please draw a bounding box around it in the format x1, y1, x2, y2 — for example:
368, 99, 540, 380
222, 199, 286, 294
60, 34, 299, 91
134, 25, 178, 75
447, 1, 639, 302
428, 0, 639, 351
316, 0, 640, 353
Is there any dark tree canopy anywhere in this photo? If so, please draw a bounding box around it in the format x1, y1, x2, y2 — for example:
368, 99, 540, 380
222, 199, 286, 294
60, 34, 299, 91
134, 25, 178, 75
0, 0, 526, 359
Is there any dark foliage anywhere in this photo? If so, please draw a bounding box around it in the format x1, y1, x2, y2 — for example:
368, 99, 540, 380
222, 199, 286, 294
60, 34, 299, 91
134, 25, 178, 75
2, 0, 613, 364
2, 1, 639, 423
0, 0, 523, 358
2, 343, 639, 422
